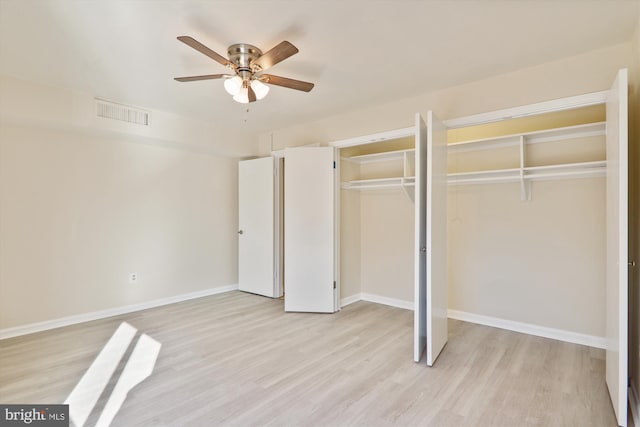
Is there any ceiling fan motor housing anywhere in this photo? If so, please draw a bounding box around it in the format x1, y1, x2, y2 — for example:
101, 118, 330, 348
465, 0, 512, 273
228, 43, 262, 79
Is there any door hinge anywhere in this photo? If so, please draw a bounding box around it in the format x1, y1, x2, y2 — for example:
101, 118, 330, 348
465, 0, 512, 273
333, 281, 336, 289
333, 161, 336, 169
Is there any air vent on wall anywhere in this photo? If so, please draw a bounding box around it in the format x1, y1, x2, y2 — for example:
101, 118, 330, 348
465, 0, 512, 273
95, 98, 150, 126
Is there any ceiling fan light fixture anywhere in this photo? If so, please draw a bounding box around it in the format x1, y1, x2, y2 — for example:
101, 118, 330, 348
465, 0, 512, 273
251, 79, 270, 100
176, 37, 314, 104
224, 75, 243, 95
233, 87, 250, 104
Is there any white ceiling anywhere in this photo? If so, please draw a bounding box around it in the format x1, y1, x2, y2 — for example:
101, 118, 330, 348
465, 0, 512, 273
0, 0, 638, 136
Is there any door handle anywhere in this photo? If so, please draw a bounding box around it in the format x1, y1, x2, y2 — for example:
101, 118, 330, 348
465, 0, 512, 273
630, 260, 636, 267
238, 230, 244, 235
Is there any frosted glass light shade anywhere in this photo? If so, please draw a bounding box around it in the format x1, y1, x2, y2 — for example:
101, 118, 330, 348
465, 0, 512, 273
233, 87, 249, 104
224, 76, 243, 95
250, 80, 270, 100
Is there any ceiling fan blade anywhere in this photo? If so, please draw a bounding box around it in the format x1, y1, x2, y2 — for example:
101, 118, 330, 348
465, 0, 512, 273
177, 36, 232, 68
260, 74, 314, 92
247, 85, 257, 103
251, 41, 298, 71
174, 74, 229, 82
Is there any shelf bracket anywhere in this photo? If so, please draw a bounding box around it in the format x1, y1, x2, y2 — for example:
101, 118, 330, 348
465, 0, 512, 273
401, 178, 415, 202
403, 151, 410, 178
519, 135, 531, 201
520, 180, 531, 201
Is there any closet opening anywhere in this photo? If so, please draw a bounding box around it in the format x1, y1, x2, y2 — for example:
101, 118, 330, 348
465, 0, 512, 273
442, 69, 628, 425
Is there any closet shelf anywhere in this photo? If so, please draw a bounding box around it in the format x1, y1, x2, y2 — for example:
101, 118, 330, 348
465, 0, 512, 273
447, 168, 521, 185
344, 148, 415, 164
344, 161, 606, 189
524, 160, 606, 181
342, 123, 606, 192
342, 177, 415, 190
448, 121, 605, 152
447, 161, 606, 186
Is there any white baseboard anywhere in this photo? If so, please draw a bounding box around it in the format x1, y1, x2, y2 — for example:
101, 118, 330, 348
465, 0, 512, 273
447, 309, 606, 349
340, 293, 362, 308
0, 284, 238, 340
339, 293, 605, 349
361, 293, 414, 310
341, 292, 413, 311
26, 287, 598, 350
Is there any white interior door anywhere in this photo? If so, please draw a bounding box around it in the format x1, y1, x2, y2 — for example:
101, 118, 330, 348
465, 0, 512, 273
414, 114, 428, 362
284, 147, 337, 313
425, 111, 448, 366
238, 157, 276, 298
606, 68, 628, 427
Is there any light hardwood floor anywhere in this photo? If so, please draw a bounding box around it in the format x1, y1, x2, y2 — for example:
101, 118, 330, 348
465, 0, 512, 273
0, 291, 616, 426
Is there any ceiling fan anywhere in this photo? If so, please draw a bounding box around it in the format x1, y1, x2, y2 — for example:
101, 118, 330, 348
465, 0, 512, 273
174, 36, 314, 104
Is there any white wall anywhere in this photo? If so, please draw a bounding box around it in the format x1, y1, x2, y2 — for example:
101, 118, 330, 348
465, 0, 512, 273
632, 15, 640, 280
262, 42, 635, 338
0, 76, 247, 330
258, 43, 632, 154
0, 75, 258, 158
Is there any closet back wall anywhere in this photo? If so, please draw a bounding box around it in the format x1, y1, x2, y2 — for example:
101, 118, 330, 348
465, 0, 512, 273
360, 190, 414, 303
448, 180, 606, 337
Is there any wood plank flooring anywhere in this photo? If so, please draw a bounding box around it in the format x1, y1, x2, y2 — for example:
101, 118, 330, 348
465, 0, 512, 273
0, 291, 616, 426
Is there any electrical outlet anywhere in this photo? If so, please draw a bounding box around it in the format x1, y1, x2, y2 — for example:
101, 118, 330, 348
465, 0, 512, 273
129, 273, 137, 284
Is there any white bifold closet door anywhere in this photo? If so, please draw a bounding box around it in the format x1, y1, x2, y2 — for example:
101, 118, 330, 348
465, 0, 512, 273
605, 68, 628, 427
414, 112, 448, 365
414, 113, 428, 362
425, 111, 448, 366
238, 157, 277, 298
284, 147, 337, 313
